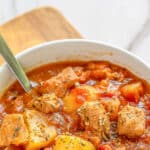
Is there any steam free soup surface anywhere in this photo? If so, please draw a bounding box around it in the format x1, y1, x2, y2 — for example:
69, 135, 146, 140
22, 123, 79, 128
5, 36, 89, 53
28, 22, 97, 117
0, 61, 149, 150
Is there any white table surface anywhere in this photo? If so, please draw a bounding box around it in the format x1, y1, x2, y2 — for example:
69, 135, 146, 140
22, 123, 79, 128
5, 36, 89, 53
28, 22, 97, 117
0, 0, 150, 64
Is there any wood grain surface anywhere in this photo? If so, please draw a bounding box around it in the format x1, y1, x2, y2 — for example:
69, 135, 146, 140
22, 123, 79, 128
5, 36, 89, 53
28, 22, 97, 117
0, 7, 82, 64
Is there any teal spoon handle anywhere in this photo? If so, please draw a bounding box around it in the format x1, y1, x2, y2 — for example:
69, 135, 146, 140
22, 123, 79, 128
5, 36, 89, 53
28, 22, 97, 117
0, 34, 31, 92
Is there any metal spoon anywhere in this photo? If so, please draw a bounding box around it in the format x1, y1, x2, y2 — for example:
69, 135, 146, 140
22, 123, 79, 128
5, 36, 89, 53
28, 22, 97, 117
0, 34, 31, 92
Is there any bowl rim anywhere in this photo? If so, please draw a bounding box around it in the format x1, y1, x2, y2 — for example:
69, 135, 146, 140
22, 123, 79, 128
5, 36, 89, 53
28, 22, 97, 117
0, 39, 150, 75
0, 39, 149, 69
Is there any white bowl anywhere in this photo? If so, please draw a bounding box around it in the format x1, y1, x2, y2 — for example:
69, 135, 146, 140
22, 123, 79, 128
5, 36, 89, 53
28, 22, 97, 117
0, 39, 150, 96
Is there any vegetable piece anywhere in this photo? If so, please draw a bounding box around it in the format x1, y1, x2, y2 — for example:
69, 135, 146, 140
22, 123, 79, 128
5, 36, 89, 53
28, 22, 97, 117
24, 109, 57, 150
53, 135, 95, 150
63, 85, 99, 113
39, 67, 79, 98
63, 93, 82, 113
0, 114, 29, 147
77, 101, 110, 138
98, 144, 112, 150
120, 82, 143, 103
101, 98, 120, 120
118, 105, 145, 138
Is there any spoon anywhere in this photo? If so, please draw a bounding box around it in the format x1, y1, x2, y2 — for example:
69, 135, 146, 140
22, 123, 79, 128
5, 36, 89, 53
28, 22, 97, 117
0, 34, 31, 92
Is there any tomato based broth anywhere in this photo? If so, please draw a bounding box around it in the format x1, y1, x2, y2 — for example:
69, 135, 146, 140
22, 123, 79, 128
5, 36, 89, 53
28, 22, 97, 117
0, 61, 150, 150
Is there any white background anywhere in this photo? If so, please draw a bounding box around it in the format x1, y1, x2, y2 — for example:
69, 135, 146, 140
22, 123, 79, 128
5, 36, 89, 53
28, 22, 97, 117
0, 0, 150, 64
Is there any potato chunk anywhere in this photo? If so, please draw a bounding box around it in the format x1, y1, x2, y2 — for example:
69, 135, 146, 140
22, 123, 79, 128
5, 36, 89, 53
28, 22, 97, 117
53, 135, 95, 150
63, 85, 99, 113
40, 67, 78, 98
0, 114, 29, 147
28, 93, 61, 113
101, 98, 120, 120
77, 101, 110, 138
24, 109, 57, 150
118, 105, 145, 138
120, 82, 143, 103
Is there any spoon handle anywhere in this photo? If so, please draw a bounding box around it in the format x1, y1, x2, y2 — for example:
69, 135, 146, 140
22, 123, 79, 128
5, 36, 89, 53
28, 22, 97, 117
0, 34, 31, 92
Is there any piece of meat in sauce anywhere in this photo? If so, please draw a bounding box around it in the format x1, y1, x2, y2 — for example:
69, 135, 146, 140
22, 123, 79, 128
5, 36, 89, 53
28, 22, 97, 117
118, 105, 145, 138
77, 101, 110, 139
27, 93, 62, 113
101, 98, 120, 120
0, 114, 28, 147
39, 67, 79, 98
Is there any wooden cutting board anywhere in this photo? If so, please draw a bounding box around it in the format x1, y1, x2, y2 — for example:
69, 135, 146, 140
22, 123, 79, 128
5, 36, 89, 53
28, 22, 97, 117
0, 7, 82, 64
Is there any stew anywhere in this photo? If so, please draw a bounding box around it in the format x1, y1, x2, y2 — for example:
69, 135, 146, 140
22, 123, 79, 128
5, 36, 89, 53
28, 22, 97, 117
0, 61, 149, 150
